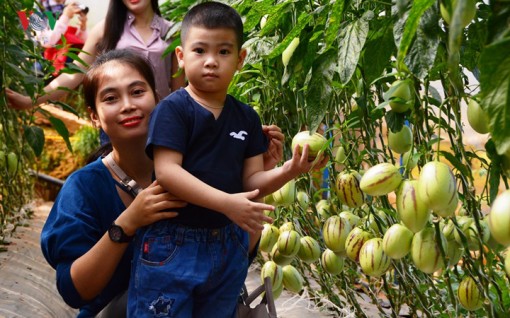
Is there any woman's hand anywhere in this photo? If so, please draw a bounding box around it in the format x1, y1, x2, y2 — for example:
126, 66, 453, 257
262, 124, 284, 171
116, 181, 186, 236
5, 89, 34, 110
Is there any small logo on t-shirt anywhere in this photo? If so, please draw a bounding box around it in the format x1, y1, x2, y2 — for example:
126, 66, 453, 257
230, 130, 248, 140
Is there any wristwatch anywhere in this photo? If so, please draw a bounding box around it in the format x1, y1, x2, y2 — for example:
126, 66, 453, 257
108, 222, 135, 243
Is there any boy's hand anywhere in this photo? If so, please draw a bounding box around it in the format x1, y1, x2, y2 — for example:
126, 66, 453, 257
279, 143, 330, 178
6, 89, 33, 110
116, 181, 186, 236
223, 189, 274, 234
262, 125, 284, 170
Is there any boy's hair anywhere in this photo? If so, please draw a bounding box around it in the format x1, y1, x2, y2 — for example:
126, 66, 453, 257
181, 1, 244, 50
83, 49, 158, 112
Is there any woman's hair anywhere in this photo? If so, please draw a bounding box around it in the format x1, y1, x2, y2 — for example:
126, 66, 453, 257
97, 0, 161, 53
83, 49, 158, 112
181, 1, 244, 50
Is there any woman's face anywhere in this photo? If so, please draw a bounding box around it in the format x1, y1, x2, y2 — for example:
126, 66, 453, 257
90, 61, 156, 143
122, 0, 152, 14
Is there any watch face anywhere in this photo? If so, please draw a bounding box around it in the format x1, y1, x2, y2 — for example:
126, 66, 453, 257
110, 226, 123, 241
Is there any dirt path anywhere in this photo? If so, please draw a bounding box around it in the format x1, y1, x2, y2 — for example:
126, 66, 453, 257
0, 201, 77, 318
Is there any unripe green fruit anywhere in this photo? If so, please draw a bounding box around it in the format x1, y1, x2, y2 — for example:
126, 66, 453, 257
270, 244, 294, 266
387, 80, 413, 113
382, 223, 413, 260
446, 239, 464, 267
7, 152, 18, 176
388, 125, 413, 154
272, 280, 284, 299
323, 215, 352, 253
345, 227, 373, 262
291, 131, 328, 161
402, 149, 418, 170
261, 261, 283, 292
339, 211, 361, 227
366, 210, 389, 235
277, 230, 301, 257
441, 0, 477, 28
504, 249, 510, 277
336, 171, 364, 208
279, 221, 295, 233
315, 199, 332, 219
418, 161, 457, 212
457, 276, 484, 311
467, 98, 490, 134
282, 265, 304, 294
396, 180, 431, 233
359, 238, 391, 278
0, 151, 5, 169
334, 146, 347, 164
411, 227, 447, 274
260, 14, 268, 29
282, 37, 300, 68
360, 162, 403, 196
296, 191, 309, 210
321, 248, 345, 275
260, 224, 280, 253
433, 192, 459, 218
272, 179, 296, 207
453, 217, 490, 251
488, 190, 510, 246
297, 235, 321, 264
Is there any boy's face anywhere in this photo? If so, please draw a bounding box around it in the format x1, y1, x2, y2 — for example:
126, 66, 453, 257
176, 26, 246, 95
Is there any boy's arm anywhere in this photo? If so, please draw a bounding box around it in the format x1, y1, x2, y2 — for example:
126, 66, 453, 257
244, 144, 324, 198
153, 146, 273, 233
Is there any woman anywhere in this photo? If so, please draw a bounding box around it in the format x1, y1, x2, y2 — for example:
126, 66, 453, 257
7, 0, 184, 109
40, 49, 284, 317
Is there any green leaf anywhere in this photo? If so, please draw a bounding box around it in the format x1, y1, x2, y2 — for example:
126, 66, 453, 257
363, 18, 395, 84
485, 139, 502, 202
306, 51, 337, 133
479, 37, 510, 155
338, 12, 370, 84
241, 0, 276, 31
59, 62, 86, 75
396, 0, 436, 72
48, 116, 73, 152
438, 150, 470, 178
446, 0, 468, 93
324, 0, 346, 50
23, 125, 45, 157
385, 110, 405, 133
48, 100, 81, 118
404, 6, 441, 80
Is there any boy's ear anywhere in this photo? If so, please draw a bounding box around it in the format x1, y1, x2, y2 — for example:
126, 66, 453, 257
237, 48, 247, 71
175, 46, 185, 69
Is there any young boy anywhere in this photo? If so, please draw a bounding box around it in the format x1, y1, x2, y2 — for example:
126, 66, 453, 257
128, 2, 321, 317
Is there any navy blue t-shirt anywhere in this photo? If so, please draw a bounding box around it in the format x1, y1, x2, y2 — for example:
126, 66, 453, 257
146, 88, 268, 228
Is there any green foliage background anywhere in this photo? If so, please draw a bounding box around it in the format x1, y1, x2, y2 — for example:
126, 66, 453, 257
0, 0, 509, 315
